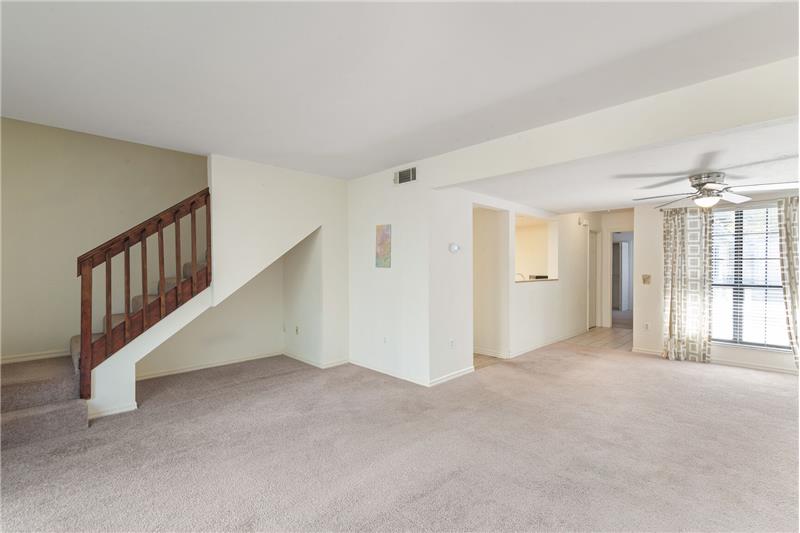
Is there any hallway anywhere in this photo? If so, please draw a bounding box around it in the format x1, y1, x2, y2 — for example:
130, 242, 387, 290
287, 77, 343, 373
566, 327, 633, 351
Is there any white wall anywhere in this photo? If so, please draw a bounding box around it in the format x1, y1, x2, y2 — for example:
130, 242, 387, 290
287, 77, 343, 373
632, 206, 663, 355
209, 154, 348, 368
136, 258, 284, 380
473, 207, 509, 358
1, 118, 208, 361
283, 229, 323, 365
348, 174, 431, 385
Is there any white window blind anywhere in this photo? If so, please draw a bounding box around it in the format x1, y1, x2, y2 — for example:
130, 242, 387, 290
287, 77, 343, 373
711, 204, 790, 349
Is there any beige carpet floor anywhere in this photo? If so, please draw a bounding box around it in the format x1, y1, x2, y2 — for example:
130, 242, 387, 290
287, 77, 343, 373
2, 342, 797, 532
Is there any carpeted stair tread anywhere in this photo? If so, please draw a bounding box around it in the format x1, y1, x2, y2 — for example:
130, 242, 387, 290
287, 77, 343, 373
1, 357, 79, 412
69, 334, 103, 373
182, 260, 207, 280
130, 277, 178, 312
1, 398, 87, 449
102, 313, 126, 333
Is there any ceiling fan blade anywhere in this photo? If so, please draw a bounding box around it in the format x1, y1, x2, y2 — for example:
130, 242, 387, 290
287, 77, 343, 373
696, 151, 721, 171
640, 176, 689, 190
729, 181, 799, 193
719, 154, 798, 172
720, 191, 751, 204
633, 192, 694, 201
615, 171, 690, 179
657, 195, 698, 209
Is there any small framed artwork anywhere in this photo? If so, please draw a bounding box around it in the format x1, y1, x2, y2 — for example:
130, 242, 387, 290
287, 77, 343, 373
375, 224, 391, 268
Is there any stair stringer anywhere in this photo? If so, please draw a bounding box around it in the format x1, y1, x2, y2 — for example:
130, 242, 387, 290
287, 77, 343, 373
88, 289, 213, 418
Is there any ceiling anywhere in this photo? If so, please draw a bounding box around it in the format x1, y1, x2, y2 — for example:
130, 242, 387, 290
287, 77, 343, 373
2, 2, 797, 179
458, 118, 799, 213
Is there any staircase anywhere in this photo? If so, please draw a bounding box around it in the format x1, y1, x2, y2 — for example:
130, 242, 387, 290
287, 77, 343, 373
1, 188, 211, 448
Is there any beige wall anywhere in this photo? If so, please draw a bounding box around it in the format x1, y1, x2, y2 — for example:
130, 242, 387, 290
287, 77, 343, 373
515, 223, 549, 280
1, 118, 208, 359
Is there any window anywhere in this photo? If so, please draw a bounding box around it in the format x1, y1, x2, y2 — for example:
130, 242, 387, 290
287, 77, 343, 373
711, 205, 789, 349
514, 215, 558, 282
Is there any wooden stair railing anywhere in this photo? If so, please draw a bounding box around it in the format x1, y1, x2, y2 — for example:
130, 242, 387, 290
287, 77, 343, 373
76, 188, 211, 398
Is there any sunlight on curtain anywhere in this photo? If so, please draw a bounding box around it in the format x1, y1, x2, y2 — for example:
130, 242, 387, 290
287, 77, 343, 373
777, 196, 799, 367
662, 208, 712, 362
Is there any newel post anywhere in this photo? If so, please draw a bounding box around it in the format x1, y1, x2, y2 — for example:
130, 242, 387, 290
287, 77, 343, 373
79, 259, 93, 399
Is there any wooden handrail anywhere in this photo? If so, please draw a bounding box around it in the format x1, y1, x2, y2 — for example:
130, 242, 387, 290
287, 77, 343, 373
76, 188, 209, 274
76, 187, 211, 399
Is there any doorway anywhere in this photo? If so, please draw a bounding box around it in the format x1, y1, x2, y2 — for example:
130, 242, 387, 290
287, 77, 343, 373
611, 232, 633, 329
473, 206, 510, 367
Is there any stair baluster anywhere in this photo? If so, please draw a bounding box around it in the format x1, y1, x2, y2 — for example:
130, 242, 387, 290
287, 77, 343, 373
105, 250, 112, 359
75, 188, 210, 399
206, 194, 212, 283
175, 212, 182, 306
191, 201, 197, 295
79, 260, 92, 399
157, 219, 166, 318
124, 238, 131, 342
141, 229, 149, 330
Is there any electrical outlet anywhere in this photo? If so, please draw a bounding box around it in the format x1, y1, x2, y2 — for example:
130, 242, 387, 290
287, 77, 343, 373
644, 322, 649, 331
449, 339, 455, 349
295, 325, 299, 335
383, 336, 387, 344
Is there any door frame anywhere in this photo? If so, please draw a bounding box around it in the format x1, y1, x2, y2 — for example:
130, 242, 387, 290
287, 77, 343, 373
601, 226, 634, 328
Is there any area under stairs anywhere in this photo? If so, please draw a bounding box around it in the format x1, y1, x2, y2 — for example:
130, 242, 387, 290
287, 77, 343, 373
1, 188, 211, 448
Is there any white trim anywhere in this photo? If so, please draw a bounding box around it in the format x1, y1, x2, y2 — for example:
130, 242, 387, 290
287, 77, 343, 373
88, 401, 138, 420
136, 352, 284, 381
712, 358, 798, 375
348, 358, 430, 387
429, 366, 474, 386
473, 346, 509, 359
632, 346, 662, 356
1, 349, 69, 364
283, 352, 348, 370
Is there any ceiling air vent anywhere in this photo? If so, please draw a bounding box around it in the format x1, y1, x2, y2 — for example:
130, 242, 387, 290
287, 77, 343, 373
394, 167, 417, 184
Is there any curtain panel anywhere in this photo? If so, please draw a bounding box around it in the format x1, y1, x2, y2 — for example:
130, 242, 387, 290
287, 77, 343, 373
662, 207, 713, 362
777, 196, 799, 367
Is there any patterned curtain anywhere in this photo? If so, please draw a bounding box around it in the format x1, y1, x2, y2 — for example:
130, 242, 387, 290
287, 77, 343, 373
662, 207, 713, 362
777, 196, 799, 366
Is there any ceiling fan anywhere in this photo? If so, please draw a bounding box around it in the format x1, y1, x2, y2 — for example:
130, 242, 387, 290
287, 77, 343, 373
624, 152, 798, 209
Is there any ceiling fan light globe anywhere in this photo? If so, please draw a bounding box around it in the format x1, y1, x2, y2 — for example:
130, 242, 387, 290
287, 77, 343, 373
694, 195, 721, 208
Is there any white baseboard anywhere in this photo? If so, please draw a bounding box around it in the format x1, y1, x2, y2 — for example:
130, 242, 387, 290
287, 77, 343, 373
88, 401, 138, 420
136, 352, 283, 381
348, 359, 430, 387
283, 352, 348, 369
474, 346, 508, 359
632, 346, 662, 356
712, 359, 798, 375
2, 349, 69, 365
429, 366, 474, 386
